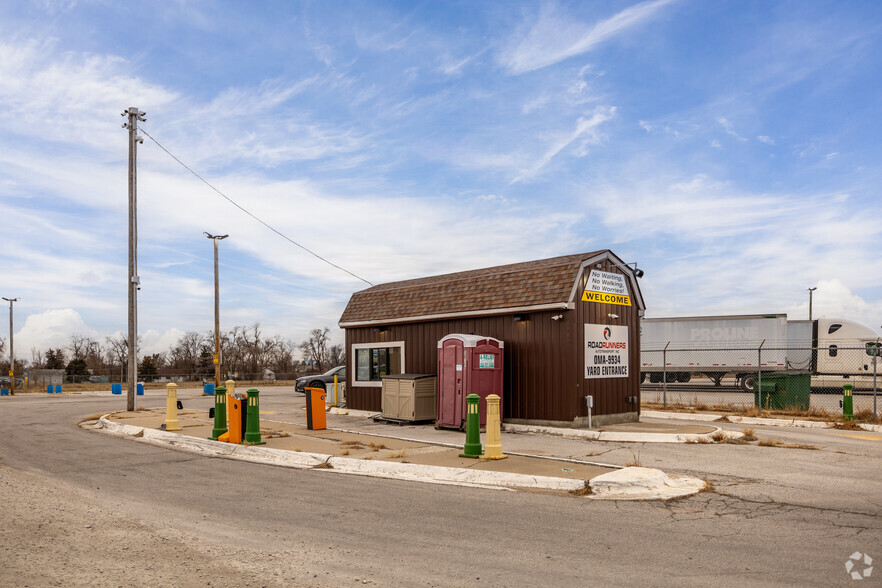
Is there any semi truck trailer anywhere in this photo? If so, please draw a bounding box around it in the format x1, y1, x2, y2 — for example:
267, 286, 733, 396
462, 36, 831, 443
640, 314, 881, 391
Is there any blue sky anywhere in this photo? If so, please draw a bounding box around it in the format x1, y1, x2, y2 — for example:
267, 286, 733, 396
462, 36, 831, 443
1, 0, 881, 359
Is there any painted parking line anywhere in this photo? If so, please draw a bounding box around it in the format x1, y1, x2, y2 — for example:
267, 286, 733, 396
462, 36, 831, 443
833, 433, 882, 441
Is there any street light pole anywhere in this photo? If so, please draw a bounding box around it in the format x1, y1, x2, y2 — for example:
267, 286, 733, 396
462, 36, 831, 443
204, 232, 228, 388
2, 297, 19, 396
807, 287, 817, 320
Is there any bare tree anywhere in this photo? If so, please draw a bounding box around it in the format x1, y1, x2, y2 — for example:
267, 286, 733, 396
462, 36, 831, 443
300, 328, 331, 373
169, 331, 205, 376
31, 347, 44, 369
105, 335, 129, 382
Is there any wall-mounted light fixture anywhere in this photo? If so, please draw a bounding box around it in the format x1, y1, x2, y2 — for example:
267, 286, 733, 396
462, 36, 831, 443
551, 314, 563, 321
373, 326, 388, 333
608, 313, 619, 320
625, 262, 645, 278
513, 314, 528, 323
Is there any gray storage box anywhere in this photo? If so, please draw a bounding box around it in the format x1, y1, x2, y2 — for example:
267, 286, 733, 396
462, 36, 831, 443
381, 374, 437, 422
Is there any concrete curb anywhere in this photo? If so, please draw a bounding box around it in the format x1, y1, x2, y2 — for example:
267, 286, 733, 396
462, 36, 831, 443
642, 410, 882, 432
97, 416, 585, 492
589, 467, 707, 500
502, 422, 735, 443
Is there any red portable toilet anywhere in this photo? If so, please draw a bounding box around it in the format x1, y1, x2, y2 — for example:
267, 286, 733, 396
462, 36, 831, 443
436, 334, 504, 429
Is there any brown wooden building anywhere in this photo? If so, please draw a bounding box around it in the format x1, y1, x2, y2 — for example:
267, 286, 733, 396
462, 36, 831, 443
338, 250, 646, 427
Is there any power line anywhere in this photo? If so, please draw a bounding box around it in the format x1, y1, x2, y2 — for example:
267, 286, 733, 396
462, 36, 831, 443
138, 127, 374, 287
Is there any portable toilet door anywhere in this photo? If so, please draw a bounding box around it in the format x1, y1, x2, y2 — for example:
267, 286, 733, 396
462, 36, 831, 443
437, 334, 505, 429
467, 338, 504, 427
437, 336, 466, 429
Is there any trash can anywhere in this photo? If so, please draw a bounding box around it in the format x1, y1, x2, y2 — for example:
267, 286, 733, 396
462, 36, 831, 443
112, 383, 122, 395
203, 383, 214, 396
305, 387, 326, 430
769, 373, 810, 410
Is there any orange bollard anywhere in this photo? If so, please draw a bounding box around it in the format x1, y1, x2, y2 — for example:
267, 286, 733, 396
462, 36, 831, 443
306, 387, 326, 430
227, 394, 244, 443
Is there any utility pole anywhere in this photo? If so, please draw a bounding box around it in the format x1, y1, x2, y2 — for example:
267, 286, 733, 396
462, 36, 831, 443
204, 232, 228, 388
2, 297, 18, 396
123, 107, 145, 411
807, 286, 817, 321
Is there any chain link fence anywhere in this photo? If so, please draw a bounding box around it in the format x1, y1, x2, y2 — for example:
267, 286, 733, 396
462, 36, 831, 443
640, 344, 881, 419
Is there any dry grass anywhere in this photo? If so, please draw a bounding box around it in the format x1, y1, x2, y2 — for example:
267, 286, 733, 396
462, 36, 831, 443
624, 449, 642, 467
262, 430, 290, 439
829, 420, 863, 430
714, 415, 731, 423
386, 449, 407, 459
312, 460, 334, 469
339, 440, 364, 447
340, 449, 350, 456
685, 436, 711, 444
570, 482, 593, 496
700, 479, 715, 493
757, 439, 821, 450
368, 442, 388, 452
78, 412, 108, 424
741, 428, 757, 441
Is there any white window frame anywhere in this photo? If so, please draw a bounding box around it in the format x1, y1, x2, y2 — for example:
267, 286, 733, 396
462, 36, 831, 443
350, 341, 406, 387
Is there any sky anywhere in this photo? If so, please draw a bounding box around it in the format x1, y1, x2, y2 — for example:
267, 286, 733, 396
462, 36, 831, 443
1, 0, 881, 362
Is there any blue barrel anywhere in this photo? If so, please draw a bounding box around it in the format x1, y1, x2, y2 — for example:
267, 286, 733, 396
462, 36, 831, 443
0, 388, 9, 396
47, 384, 53, 394
55, 384, 62, 394
136, 382, 144, 396
112, 383, 122, 395
204, 383, 215, 396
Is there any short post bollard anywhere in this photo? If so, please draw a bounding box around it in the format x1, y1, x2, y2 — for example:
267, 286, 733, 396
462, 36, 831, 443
480, 394, 506, 460
843, 383, 854, 422
459, 394, 483, 458
210, 385, 228, 440
244, 388, 265, 445
164, 383, 181, 431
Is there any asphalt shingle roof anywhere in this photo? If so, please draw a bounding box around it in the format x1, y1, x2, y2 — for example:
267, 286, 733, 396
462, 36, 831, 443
340, 251, 606, 325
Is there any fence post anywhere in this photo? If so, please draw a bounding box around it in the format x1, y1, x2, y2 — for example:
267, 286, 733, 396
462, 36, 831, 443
758, 340, 765, 410
663, 342, 670, 407
874, 338, 880, 419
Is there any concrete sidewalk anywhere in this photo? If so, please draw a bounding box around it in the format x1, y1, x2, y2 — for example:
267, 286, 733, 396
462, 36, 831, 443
93, 406, 713, 500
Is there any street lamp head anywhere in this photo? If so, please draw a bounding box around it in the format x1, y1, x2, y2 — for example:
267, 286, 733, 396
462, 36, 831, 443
204, 232, 229, 240
2, 297, 19, 303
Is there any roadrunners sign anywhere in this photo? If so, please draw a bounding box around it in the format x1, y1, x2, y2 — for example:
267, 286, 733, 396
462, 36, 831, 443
581, 269, 632, 306
585, 324, 629, 379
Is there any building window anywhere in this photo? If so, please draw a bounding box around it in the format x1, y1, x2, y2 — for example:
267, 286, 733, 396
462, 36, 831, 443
352, 341, 405, 386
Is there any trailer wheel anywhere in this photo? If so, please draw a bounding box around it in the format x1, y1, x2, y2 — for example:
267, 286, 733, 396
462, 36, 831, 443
640, 372, 646, 384
649, 373, 662, 384
676, 372, 691, 383
739, 374, 756, 393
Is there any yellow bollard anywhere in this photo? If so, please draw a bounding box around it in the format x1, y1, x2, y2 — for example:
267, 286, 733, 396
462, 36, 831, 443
164, 383, 182, 431
480, 394, 507, 460
333, 374, 338, 407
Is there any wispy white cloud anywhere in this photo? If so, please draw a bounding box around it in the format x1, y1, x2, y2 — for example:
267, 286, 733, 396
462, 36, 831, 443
717, 117, 749, 142
498, 0, 676, 74
511, 106, 616, 183
757, 135, 775, 145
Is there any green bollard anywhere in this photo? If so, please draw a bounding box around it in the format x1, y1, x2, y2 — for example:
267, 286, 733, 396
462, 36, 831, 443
210, 386, 228, 440
843, 383, 854, 422
459, 394, 483, 458
244, 388, 265, 445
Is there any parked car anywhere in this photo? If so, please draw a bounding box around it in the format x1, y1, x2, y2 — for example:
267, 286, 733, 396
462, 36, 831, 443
295, 366, 345, 394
